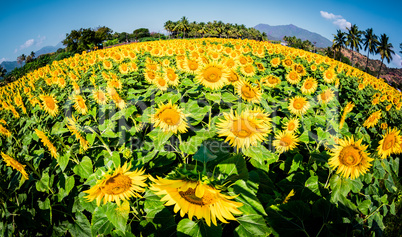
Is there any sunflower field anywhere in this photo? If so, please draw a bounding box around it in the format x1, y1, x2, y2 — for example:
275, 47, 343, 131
0, 38, 401, 236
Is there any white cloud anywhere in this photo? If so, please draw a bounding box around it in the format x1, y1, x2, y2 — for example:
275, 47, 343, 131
0, 58, 6, 64
391, 54, 402, 68
36, 35, 46, 46
320, 11, 341, 20
320, 11, 352, 31
20, 39, 35, 50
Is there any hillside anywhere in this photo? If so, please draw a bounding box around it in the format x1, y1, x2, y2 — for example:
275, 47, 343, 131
0, 61, 21, 72
341, 48, 402, 85
254, 23, 332, 48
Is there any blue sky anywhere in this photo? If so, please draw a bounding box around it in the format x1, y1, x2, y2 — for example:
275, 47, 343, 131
1, 0, 401, 68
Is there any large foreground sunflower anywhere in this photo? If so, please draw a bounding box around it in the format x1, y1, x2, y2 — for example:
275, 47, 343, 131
84, 162, 147, 206
217, 110, 270, 151
328, 136, 373, 179
149, 177, 243, 227
236, 80, 262, 103
151, 101, 188, 134
377, 128, 402, 159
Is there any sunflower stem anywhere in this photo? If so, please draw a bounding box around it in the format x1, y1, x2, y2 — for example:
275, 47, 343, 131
26, 162, 42, 179
86, 127, 113, 156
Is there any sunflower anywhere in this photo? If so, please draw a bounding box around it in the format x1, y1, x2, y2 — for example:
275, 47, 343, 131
270, 57, 281, 68
154, 76, 169, 91
164, 68, 180, 86
377, 128, 402, 159
288, 96, 310, 116
0, 124, 11, 137
71, 94, 88, 115
300, 77, 318, 95
66, 116, 89, 151
328, 136, 373, 179
318, 89, 335, 104
240, 64, 256, 77
262, 75, 281, 88
273, 130, 299, 153
286, 70, 301, 84
35, 129, 58, 159
195, 62, 229, 90
185, 59, 200, 74
119, 63, 129, 74
227, 70, 240, 84
246, 107, 272, 128
380, 123, 388, 130
149, 177, 243, 227
282, 58, 293, 68
363, 110, 382, 128
84, 162, 147, 206
282, 118, 300, 133
339, 102, 355, 129
323, 68, 337, 84
293, 64, 306, 76
217, 109, 270, 151
93, 89, 109, 105
108, 88, 126, 109
255, 62, 265, 72
144, 70, 157, 83
151, 101, 188, 134
103, 60, 113, 70
236, 80, 262, 103
39, 94, 58, 117
1, 152, 29, 180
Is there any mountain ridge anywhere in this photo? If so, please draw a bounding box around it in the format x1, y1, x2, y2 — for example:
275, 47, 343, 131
254, 23, 332, 48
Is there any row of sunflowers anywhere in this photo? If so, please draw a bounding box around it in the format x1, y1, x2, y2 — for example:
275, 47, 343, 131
0, 38, 401, 236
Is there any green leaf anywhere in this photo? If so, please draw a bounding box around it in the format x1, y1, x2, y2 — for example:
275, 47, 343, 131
244, 144, 278, 172
143, 191, 165, 219
69, 212, 91, 237
216, 154, 248, 181
58, 151, 70, 172
147, 128, 173, 151
303, 175, 320, 197
176, 219, 222, 237
289, 154, 303, 173
106, 202, 129, 232
73, 156, 93, 179
193, 144, 217, 164
91, 206, 114, 236
51, 121, 69, 135
298, 131, 309, 143
221, 92, 238, 103
86, 132, 96, 146
235, 214, 271, 237
205, 93, 221, 102
36, 172, 50, 193
358, 200, 371, 215
232, 180, 267, 216
329, 175, 351, 202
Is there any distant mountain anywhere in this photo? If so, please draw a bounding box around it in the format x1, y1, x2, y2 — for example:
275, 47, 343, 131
0, 42, 65, 73
35, 42, 65, 57
254, 24, 332, 48
1, 61, 21, 73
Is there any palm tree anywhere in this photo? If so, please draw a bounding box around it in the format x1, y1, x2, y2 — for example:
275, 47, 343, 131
376, 33, 395, 78
173, 16, 189, 38
362, 28, 379, 72
346, 24, 362, 67
30, 51, 35, 59
164, 20, 174, 38
332, 30, 347, 61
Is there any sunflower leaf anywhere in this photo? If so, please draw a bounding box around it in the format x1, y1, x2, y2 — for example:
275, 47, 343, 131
193, 144, 217, 164
234, 214, 272, 237
177, 219, 222, 237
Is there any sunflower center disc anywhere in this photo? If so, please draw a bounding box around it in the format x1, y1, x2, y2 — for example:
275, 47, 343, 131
204, 67, 222, 82
160, 109, 180, 125
45, 98, 56, 110
241, 85, 256, 99
232, 119, 253, 138
279, 136, 292, 147
179, 188, 213, 206
158, 78, 166, 86
293, 100, 304, 110
78, 99, 86, 108
339, 146, 362, 166
288, 123, 296, 131
102, 173, 131, 195
304, 82, 312, 89
383, 135, 395, 150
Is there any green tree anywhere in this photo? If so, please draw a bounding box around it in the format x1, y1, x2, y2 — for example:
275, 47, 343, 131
332, 30, 347, 61
376, 33, 395, 78
132, 28, 150, 40
0, 65, 6, 78
95, 26, 113, 43
346, 24, 362, 67
362, 28, 379, 72
173, 16, 189, 38
164, 20, 175, 38
17, 54, 26, 67
62, 29, 81, 53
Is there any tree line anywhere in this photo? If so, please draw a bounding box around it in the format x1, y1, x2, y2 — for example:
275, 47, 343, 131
331, 24, 397, 78
163, 16, 267, 41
